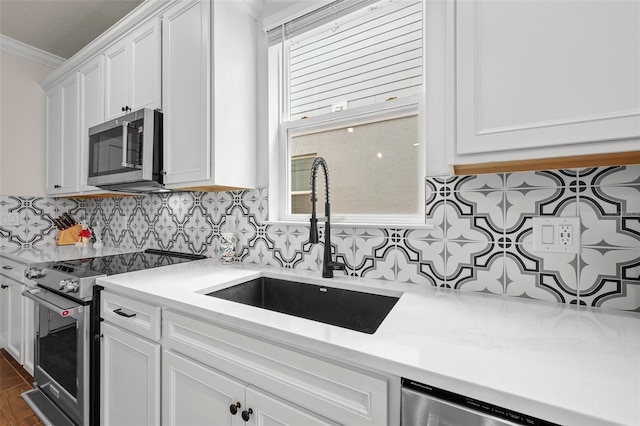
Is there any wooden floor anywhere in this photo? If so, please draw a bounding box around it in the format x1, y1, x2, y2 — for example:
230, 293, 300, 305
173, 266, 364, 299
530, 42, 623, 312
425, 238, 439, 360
0, 349, 42, 426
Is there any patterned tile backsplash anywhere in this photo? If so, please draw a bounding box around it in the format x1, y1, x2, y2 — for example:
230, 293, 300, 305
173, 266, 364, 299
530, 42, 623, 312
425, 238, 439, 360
1, 165, 639, 312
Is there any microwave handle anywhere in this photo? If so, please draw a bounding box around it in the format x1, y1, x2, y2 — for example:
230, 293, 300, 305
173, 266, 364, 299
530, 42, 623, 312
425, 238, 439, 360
121, 121, 140, 169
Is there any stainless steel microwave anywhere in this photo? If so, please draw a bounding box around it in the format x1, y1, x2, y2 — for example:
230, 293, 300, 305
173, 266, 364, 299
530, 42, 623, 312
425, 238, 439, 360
87, 108, 165, 192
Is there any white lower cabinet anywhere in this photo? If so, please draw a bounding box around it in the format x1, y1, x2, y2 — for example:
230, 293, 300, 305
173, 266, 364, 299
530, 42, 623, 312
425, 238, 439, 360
101, 322, 160, 426
245, 386, 339, 426
163, 349, 246, 426
3, 277, 22, 361
22, 296, 34, 375
162, 349, 338, 426
1, 256, 31, 370
100, 291, 161, 426
100, 291, 389, 426
163, 310, 388, 426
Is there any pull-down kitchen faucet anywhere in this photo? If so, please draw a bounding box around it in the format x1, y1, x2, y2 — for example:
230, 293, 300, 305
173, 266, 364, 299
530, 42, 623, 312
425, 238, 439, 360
309, 157, 347, 278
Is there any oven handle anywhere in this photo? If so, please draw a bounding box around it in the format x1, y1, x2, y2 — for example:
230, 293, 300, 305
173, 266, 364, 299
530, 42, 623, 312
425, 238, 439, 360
22, 288, 82, 317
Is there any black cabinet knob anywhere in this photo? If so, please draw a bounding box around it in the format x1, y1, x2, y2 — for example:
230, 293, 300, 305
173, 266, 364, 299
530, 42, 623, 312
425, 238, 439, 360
54, 184, 61, 189
1, 285, 8, 289
122, 107, 126, 112
229, 402, 241, 415
241, 408, 253, 421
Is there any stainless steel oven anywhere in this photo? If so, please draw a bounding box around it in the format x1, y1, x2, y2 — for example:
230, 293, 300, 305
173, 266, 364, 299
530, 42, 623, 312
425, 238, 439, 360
21, 249, 207, 426
22, 287, 92, 426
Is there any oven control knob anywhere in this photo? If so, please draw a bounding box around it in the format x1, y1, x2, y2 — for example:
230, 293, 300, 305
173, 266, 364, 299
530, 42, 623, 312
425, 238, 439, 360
25, 268, 46, 280
59, 279, 79, 293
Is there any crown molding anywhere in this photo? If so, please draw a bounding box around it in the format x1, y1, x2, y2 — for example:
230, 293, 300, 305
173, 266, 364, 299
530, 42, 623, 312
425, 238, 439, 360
238, 0, 264, 20
39, 0, 173, 89
0, 35, 64, 68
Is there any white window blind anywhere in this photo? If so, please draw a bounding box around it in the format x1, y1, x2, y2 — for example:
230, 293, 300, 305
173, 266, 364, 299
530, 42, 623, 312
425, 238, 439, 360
269, 0, 424, 120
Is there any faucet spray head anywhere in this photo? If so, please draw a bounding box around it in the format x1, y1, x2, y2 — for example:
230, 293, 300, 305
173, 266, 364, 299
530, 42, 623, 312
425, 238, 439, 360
309, 215, 319, 243
309, 157, 329, 245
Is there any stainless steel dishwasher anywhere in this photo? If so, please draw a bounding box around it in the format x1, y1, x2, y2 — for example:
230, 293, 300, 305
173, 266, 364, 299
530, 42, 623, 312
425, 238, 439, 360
401, 378, 560, 426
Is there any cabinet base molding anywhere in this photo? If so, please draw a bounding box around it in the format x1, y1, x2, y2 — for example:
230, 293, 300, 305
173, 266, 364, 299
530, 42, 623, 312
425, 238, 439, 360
452, 151, 640, 176
57, 193, 137, 199
56, 185, 249, 199
174, 185, 249, 193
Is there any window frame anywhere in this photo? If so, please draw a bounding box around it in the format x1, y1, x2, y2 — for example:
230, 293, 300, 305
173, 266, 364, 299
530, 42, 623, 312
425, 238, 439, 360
273, 95, 426, 225
266, 1, 428, 227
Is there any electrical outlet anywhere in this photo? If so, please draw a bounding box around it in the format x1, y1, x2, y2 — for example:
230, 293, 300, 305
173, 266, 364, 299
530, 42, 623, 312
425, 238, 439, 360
559, 224, 573, 246
533, 217, 580, 253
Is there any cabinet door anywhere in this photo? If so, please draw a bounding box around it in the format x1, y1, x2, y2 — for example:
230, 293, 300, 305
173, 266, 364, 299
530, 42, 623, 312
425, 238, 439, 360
44, 85, 62, 194
78, 57, 104, 192
104, 42, 128, 120
245, 386, 339, 426
101, 322, 160, 426
22, 296, 34, 375
162, 0, 211, 186
2, 277, 23, 363
162, 350, 246, 426
129, 18, 161, 112
45, 74, 80, 195
454, 0, 640, 159
0, 278, 7, 350
104, 18, 161, 121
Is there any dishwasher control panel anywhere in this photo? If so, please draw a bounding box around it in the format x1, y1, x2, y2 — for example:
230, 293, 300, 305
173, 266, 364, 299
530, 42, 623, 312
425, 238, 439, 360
401, 378, 560, 426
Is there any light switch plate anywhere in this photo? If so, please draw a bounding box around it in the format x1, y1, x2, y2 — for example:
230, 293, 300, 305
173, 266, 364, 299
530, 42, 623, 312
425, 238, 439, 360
533, 217, 580, 253
1, 213, 19, 225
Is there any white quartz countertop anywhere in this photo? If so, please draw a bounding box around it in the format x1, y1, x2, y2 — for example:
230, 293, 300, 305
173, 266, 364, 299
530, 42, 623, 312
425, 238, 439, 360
0, 244, 136, 264
93, 259, 640, 426
4, 245, 638, 425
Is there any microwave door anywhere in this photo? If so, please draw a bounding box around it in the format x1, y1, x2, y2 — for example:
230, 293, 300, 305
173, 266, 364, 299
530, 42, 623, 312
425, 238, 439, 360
87, 119, 152, 187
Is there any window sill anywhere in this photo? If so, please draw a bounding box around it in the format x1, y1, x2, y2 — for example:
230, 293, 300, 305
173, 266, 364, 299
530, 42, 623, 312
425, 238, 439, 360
263, 220, 436, 230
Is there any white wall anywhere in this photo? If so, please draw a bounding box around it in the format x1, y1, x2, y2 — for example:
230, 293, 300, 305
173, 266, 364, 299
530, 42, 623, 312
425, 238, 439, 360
0, 49, 54, 196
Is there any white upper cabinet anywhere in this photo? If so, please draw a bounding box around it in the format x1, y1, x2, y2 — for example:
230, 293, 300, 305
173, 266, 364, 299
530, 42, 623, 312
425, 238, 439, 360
162, 0, 257, 190
104, 17, 161, 120
161, 0, 211, 186
78, 56, 104, 193
451, 0, 640, 164
45, 73, 80, 195
40, 0, 257, 196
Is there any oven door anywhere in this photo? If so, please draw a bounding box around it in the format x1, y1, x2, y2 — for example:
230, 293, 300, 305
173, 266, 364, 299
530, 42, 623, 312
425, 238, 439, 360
23, 288, 90, 426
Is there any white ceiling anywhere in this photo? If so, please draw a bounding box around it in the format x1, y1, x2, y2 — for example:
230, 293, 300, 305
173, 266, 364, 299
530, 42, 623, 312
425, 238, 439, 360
0, 0, 144, 59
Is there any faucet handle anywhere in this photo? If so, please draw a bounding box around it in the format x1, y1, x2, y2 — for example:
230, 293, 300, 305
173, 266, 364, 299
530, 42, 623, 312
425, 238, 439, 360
329, 261, 347, 273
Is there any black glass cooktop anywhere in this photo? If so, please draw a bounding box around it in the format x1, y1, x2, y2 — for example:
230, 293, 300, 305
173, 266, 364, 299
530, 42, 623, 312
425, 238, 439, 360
45, 249, 207, 278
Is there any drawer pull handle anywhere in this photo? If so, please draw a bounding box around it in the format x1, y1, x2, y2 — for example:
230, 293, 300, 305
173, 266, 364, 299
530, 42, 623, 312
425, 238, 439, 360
2, 265, 13, 270
229, 402, 241, 415
113, 308, 136, 318
242, 408, 253, 421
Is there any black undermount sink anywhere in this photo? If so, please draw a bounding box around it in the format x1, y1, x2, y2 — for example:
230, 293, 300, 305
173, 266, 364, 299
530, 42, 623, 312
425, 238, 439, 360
207, 277, 400, 334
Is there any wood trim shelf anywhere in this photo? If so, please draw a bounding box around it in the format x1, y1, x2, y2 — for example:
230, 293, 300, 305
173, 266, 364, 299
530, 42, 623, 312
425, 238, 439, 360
452, 151, 640, 176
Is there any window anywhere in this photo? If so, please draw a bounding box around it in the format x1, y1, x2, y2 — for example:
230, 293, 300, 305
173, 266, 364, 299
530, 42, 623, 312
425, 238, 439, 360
268, 0, 425, 224
291, 153, 316, 214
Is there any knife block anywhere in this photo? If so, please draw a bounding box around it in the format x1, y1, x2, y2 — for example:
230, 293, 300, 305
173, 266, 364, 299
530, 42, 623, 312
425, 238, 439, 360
56, 224, 82, 246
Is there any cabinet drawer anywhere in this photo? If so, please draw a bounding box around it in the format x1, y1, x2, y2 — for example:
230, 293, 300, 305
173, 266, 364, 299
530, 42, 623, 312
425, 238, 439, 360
101, 291, 161, 341
163, 310, 388, 426
0, 257, 24, 282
